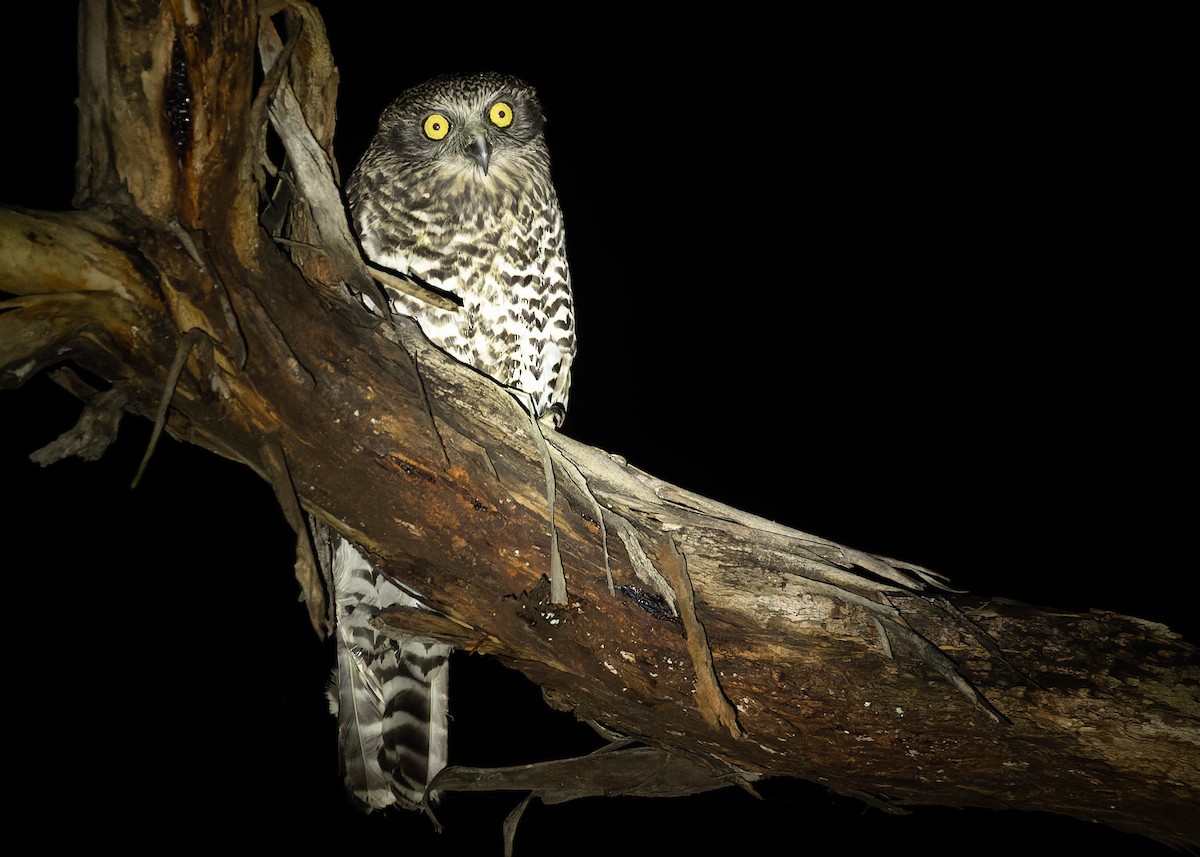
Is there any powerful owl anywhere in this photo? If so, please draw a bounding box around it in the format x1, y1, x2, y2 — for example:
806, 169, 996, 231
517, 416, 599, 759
347, 71, 575, 425
326, 72, 576, 813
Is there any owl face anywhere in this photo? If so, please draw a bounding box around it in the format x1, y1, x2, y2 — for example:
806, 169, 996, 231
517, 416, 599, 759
375, 72, 548, 184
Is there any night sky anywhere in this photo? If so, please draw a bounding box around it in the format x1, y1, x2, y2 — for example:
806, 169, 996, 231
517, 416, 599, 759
1, 7, 1189, 854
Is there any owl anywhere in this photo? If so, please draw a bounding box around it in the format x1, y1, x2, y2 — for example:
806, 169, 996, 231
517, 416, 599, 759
328, 72, 576, 813
346, 71, 576, 426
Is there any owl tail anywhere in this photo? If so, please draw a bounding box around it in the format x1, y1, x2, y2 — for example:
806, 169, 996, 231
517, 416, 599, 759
328, 536, 451, 812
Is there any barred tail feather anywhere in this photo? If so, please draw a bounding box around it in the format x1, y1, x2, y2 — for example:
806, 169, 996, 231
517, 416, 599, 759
329, 537, 451, 811
380, 641, 451, 804
334, 615, 394, 809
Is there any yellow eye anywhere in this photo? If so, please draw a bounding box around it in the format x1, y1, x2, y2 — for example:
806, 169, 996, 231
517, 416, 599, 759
489, 101, 514, 128
423, 113, 450, 140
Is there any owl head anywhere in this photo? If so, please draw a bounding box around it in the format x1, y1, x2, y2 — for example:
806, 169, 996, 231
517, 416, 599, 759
370, 72, 550, 185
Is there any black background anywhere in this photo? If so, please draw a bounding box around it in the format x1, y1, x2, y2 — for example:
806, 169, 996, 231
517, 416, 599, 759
1, 6, 1190, 854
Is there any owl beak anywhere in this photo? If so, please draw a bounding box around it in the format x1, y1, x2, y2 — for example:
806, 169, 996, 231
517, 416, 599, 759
466, 132, 492, 176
